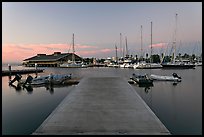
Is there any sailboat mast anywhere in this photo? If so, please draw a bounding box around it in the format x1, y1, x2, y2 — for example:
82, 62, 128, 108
173, 13, 178, 63
122, 36, 125, 60
150, 22, 153, 63
120, 33, 122, 59
72, 33, 75, 63
125, 36, 128, 58
115, 44, 118, 64
141, 25, 143, 60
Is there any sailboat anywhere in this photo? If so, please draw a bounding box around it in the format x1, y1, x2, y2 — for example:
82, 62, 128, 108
123, 36, 133, 68
161, 14, 195, 69
60, 33, 87, 68
133, 23, 162, 69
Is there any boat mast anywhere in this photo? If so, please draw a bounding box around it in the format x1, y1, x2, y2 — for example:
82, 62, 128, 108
173, 13, 178, 63
141, 25, 143, 60
125, 36, 128, 58
150, 22, 153, 63
120, 33, 122, 59
115, 44, 118, 64
72, 33, 75, 64
122, 36, 125, 60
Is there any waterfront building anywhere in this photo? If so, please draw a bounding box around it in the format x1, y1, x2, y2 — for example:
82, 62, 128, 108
22, 52, 83, 67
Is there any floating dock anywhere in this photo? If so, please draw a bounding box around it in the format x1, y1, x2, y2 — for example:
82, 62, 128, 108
2, 69, 44, 76
33, 77, 170, 135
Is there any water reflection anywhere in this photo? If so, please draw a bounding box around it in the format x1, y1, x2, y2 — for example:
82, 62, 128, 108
9, 83, 33, 94
9, 83, 22, 91
8, 80, 77, 95
137, 83, 154, 93
2, 66, 202, 135
144, 86, 150, 93
45, 84, 54, 94
23, 85, 33, 94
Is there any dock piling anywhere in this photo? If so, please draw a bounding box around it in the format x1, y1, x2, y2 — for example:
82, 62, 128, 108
8, 64, 11, 80
35, 63, 38, 77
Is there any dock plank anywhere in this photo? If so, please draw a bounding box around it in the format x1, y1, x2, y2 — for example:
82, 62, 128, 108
33, 77, 170, 135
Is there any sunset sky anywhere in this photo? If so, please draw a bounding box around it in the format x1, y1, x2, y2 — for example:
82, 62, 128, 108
2, 2, 202, 64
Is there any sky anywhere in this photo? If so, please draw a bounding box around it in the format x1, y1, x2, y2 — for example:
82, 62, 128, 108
2, 2, 202, 64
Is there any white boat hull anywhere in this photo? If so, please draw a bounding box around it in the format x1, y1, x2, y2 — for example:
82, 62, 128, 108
20, 74, 72, 86
150, 74, 181, 82
60, 63, 87, 68
134, 62, 162, 69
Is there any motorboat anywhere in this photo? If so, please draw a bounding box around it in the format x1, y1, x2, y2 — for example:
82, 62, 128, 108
150, 73, 181, 82
48, 74, 72, 84
18, 74, 72, 86
131, 73, 153, 85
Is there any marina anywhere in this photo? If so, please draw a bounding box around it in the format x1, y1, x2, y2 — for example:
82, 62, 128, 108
2, 65, 202, 135
2, 2, 201, 135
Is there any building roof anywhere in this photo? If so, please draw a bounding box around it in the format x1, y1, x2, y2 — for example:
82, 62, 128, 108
23, 52, 79, 62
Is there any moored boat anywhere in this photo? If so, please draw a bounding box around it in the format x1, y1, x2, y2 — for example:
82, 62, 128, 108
135, 62, 163, 69
131, 73, 153, 85
60, 33, 87, 68
150, 73, 181, 82
18, 74, 72, 86
161, 62, 195, 69
161, 14, 195, 69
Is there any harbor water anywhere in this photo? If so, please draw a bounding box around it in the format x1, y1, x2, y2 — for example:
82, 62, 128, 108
2, 65, 202, 135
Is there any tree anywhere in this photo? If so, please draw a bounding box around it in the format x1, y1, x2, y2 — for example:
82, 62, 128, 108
146, 53, 148, 62
161, 53, 164, 58
178, 53, 181, 60
135, 55, 138, 62
146, 53, 148, 59
192, 54, 195, 59
161, 55, 171, 63
182, 53, 189, 59
152, 54, 160, 63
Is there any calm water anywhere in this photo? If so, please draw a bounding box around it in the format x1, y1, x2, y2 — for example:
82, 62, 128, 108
2, 65, 202, 135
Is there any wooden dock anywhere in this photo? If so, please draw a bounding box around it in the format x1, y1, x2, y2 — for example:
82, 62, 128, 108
2, 69, 44, 76
33, 77, 170, 135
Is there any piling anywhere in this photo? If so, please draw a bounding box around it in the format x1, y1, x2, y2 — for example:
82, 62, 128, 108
8, 64, 11, 80
35, 63, 38, 77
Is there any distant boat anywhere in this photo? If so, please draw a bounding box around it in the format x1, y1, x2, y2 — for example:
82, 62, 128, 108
161, 62, 195, 69
134, 62, 163, 69
150, 73, 181, 82
119, 37, 134, 68
60, 33, 88, 68
194, 62, 202, 66
161, 14, 195, 69
60, 61, 88, 68
131, 73, 153, 85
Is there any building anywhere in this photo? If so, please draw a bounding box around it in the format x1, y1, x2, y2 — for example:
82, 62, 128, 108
22, 52, 83, 67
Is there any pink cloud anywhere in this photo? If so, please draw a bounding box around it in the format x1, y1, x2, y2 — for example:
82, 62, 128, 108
100, 48, 113, 53
76, 50, 98, 56
2, 43, 99, 63
148, 43, 168, 48
75, 44, 98, 49
76, 48, 114, 57
2, 43, 112, 63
